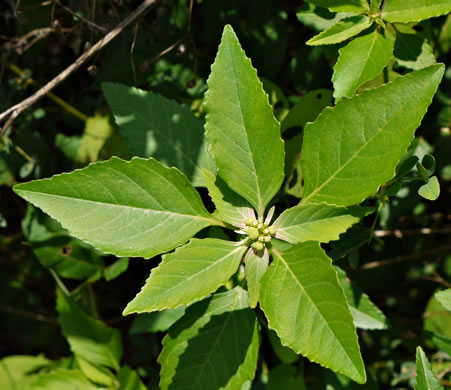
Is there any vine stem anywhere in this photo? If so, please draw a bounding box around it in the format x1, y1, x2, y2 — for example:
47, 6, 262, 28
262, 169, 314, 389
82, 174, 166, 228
0, 0, 157, 136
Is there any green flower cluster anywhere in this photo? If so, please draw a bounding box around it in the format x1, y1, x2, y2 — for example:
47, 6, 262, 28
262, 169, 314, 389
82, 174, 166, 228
240, 216, 276, 252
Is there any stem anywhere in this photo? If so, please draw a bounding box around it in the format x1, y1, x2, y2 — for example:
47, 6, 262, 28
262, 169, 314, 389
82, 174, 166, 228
7, 63, 88, 122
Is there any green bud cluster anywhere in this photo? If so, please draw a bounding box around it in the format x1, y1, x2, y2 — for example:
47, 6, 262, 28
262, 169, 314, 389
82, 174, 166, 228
243, 216, 276, 252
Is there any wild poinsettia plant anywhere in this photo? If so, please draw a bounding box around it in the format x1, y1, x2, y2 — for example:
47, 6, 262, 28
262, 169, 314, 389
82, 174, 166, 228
13, 24, 444, 388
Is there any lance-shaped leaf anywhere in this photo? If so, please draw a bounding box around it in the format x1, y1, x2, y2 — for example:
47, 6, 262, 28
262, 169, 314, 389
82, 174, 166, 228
159, 287, 259, 390
56, 289, 122, 370
102, 83, 216, 187
273, 203, 372, 244
336, 267, 387, 330
435, 289, 451, 311
123, 239, 247, 315
382, 0, 451, 23
301, 64, 444, 206
415, 347, 444, 390
204, 25, 285, 216
260, 242, 366, 383
202, 169, 254, 228
307, 0, 369, 13
13, 157, 216, 259
333, 30, 394, 101
307, 16, 372, 46
245, 248, 269, 308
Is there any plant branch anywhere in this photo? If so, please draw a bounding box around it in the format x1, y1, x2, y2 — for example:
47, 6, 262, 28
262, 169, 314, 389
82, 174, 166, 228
361, 245, 451, 270
0, 0, 157, 136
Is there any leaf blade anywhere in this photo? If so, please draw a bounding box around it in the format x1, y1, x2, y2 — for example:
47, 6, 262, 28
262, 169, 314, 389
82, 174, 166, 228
382, 0, 451, 23
158, 287, 260, 390
307, 0, 369, 13
273, 203, 372, 244
260, 242, 366, 383
102, 83, 216, 187
435, 289, 451, 311
123, 239, 247, 314
202, 169, 254, 228
14, 157, 214, 259
301, 64, 444, 206
333, 30, 394, 100
415, 346, 444, 390
245, 248, 269, 308
204, 25, 285, 215
56, 289, 122, 370
307, 16, 372, 46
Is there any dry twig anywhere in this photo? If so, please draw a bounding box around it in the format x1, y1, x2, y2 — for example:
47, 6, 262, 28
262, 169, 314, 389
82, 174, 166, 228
0, 0, 156, 136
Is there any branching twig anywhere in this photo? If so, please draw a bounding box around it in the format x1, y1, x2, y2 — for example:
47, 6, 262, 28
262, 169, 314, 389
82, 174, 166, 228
374, 227, 451, 238
361, 245, 451, 270
0, 0, 157, 136
53, 0, 108, 33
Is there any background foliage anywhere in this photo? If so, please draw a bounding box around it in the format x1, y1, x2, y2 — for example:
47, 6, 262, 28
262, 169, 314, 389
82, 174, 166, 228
1, 0, 450, 389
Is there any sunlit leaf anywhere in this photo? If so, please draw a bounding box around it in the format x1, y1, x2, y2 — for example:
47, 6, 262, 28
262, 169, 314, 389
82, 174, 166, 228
301, 64, 444, 206
124, 239, 246, 314
14, 157, 216, 259
260, 242, 366, 383
204, 25, 285, 216
307, 16, 372, 46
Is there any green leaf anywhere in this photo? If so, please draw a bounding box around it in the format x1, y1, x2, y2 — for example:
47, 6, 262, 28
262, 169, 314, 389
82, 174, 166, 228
76, 355, 114, 387
307, 16, 372, 46
56, 288, 122, 370
267, 330, 299, 364
267, 364, 307, 389
14, 157, 215, 259
158, 287, 260, 390
335, 267, 387, 330
260, 242, 366, 383
29, 369, 97, 390
435, 289, 451, 311
204, 25, 285, 216
102, 83, 216, 187
307, 0, 369, 13
22, 206, 105, 280
415, 347, 444, 390
273, 203, 372, 244
202, 169, 254, 228
418, 176, 440, 200
297, 3, 353, 33
0, 355, 50, 390
77, 113, 113, 164
431, 333, 451, 355
245, 248, 269, 308
333, 30, 394, 100
123, 239, 247, 315
281, 89, 333, 133
117, 366, 148, 390
130, 307, 186, 334
382, 0, 451, 23
424, 294, 451, 338
103, 257, 129, 281
301, 64, 444, 206
394, 33, 436, 71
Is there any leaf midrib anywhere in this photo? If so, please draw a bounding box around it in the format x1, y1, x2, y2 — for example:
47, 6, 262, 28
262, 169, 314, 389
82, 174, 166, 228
226, 36, 264, 215
301, 76, 427, 204
271, 247, 357, 372
17, 190, 214, 222
146, 245, 245, 309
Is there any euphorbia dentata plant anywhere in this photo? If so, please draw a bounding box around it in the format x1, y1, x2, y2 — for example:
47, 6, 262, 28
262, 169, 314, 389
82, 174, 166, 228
13, 24, 444, 388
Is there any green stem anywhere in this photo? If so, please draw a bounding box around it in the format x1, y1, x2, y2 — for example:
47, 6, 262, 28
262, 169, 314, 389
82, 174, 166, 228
7, 63, 88, 122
